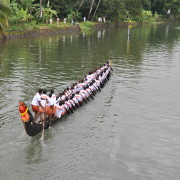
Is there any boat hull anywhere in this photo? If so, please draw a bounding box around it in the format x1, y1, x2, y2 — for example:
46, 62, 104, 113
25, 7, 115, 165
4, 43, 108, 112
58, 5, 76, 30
23, 109, 64, 136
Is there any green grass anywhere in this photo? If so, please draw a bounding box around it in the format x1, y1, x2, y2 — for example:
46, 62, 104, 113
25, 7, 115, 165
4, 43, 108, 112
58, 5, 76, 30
6, 21, 73, 32
79, 21, 95, 32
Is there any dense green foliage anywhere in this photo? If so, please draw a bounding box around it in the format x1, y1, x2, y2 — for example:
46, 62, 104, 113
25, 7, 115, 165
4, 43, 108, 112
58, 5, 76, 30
0, 0, 180, 32
0, 1, 12, 31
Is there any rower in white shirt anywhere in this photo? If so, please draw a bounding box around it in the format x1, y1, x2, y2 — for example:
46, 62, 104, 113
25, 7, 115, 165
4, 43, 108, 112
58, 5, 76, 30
31, 89, 42, 121
39, 89, 48, 134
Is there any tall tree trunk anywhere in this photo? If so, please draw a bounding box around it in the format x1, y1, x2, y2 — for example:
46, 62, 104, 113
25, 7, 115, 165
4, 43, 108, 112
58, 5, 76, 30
91, 0, 101, 21
88, 0, 95, 20
77, 0, 85, 13
40, 0, 43, 18
36, 0, 43, 24
29, 8, 32, 22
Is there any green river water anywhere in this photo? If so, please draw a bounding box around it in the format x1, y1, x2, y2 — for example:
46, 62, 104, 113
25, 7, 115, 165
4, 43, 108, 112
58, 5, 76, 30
0, 23, 180, 180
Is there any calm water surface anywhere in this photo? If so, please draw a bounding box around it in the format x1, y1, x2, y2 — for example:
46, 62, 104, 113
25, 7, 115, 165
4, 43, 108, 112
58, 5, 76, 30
0, 23, 180, 180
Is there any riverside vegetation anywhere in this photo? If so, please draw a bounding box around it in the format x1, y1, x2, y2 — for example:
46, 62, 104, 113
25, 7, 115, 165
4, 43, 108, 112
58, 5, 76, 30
0, 0, 180, 37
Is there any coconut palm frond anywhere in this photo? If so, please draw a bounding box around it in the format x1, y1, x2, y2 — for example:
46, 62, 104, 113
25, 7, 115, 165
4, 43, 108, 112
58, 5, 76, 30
0, 22, 5, 32
0, 2, 13, 17
0, 10, 8, 26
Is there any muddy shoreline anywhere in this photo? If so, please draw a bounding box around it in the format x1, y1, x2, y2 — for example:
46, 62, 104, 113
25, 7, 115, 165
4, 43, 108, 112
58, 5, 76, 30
0, 22, 131, 41
1, 20, 179, 41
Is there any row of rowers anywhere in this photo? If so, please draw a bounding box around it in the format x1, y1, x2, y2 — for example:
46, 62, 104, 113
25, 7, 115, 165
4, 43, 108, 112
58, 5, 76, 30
31, 62, 111, 120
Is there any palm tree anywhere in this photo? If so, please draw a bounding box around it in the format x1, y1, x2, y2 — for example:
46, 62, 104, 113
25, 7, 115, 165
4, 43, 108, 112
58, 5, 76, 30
18, 0, 36, 22
77, 0, 85, 13
0, 1, 12, 33
88, 0, 95, 20
36, 0, 42, 24
92, 0, 102, 20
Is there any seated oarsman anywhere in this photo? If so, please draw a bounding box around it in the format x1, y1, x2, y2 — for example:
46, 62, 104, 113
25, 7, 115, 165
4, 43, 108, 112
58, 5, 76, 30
96, 67, 101, 76
98, 72, 103, 87
91, 71, 96, 79
61, 101, 68, 114
85, 85, 93, 96
68, 96, 76, 110
56, 93, 62, 104
89, 82, 96, 94
70, 85, 75, 94
67, 87, 73, 96
75, 79, 86, 92
50, 89, 56, 105
79, 88, 88, 100
93, 68, 97, 75
73, 82, 79, 93
31, 89, 42, 121
105, 67, 110, 80
106, 65, 111, 79
71, 94, 79, 105
103, 69, 108, 82
100, 66, 105, 73
75, 91, 83, 103
64, 87, 70, 97
64, 97, 72, 110
94, 76, 101, 89
86, 72, 94, 84
91, 80, 99, 91
61, 92, 66, 101
82, 77, 88, 87
55, 101, 66, 118
69, 96, 76, 108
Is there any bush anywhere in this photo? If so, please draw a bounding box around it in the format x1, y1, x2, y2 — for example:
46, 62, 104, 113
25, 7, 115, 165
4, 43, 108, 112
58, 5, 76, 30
79, 21, 94, 31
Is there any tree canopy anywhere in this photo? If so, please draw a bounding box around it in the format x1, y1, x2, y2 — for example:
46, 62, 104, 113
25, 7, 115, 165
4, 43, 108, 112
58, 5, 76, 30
0, 0, 180, 32
36, 0, 180, 21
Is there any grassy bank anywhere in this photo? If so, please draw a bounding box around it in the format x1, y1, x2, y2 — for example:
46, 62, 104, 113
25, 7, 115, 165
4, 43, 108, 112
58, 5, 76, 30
1, 18, 179, 40
6, 21, 73, 31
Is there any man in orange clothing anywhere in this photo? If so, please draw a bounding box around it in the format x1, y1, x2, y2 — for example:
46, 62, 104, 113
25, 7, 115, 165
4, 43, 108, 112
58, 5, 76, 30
31, 89, 42, 121
39, 89, 48, 133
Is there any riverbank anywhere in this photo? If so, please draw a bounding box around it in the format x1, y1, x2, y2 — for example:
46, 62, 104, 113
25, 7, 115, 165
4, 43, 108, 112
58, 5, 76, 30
0, 21, 134, 41
0, 25, 81, 40
1, 19, 179, 41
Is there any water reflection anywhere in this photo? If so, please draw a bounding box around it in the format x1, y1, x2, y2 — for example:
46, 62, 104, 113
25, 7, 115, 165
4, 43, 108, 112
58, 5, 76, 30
0, 23, 180, 180
165, 24, 170, 38
97, 29, 106, 39
24, 137, 43, 164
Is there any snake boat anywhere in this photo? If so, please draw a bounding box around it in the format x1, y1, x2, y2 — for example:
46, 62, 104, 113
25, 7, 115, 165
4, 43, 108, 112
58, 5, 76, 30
18, 64, 112, 136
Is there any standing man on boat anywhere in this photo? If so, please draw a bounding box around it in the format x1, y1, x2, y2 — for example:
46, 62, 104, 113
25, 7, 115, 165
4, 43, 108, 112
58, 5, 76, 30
39, 89, 48, 133
31, 89, 43, 121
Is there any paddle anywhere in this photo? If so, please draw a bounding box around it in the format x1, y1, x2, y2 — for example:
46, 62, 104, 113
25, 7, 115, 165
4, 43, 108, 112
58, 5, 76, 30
89, 88, 96, 96
86, 96, 90, 101
92, 83, 100, 92
74, 101, 79, 108
82, 96, 87, 104
71, 94, 81, 107
69, 100, 76, 110
75, 96, 82, 106
63, 104, 70, 115
71, 103, 76, 110
85, 89, 94, 99
69, 107, 74, 113
66, 103, 73, 113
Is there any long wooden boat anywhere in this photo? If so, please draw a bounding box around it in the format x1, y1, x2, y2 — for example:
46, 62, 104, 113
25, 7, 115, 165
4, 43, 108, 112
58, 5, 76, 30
18, 64, 112, 137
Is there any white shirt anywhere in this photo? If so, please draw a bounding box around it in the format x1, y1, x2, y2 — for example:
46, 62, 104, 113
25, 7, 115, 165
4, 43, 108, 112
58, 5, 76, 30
51, 94, 56, 105
31, 93, 41, 106
47, 97, 53, 106
40, 94, 48, 108
55, 104, 64, 118
86, 74, 93, 83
